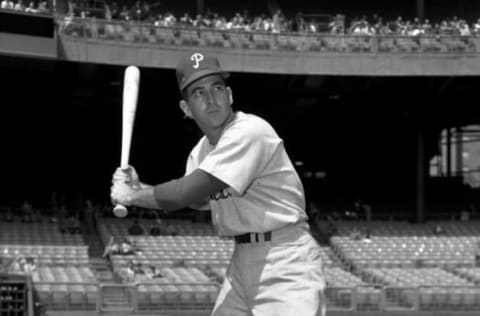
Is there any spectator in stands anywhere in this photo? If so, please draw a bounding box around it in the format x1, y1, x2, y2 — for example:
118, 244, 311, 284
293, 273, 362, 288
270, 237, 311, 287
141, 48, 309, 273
83, 199, 96, 233
330, 208, 341, 221
66, 214, 82, 234
1, 0, 14, 9
292, 12, 306, 33
8, 257, 23, 274
125, 260, 136, 282
109, 1, 119, 19
354, 198, 372, 221
473, 18, 480, 35
308, 203, 335, 243
362, 229, 372, 243
344, 210, 359, 220
36, 0, 47, 13
433, 224, 446, 236
460, 209, 471, 221
118, 5, 130, 20
3, 208, 14, 222
352, 20, 374, 36
179, 12, 192, 26
126, 261, 148, 283
111, 52, 326, 316
118, 237, 135, 255
23, 257, 37, 274
147, 211, 178, 236
353, 198, 363, 216
102, 236, 115, 259
422, 19, 433, 34
329, 14, 345, 34
459, 20, 471, 36
350, 228, 362, 241
145, 265, 163, 279
149, 221, 161, 236
128, 218, 145, 235
132, 0, 142, 21
325, 213, 338, 236
163, 12, 176, 26
306, 19, 317, 33
57, 204, 69, 232
13, 0, 23, 11
271, 9, 284, 33
104, 236, 140, 258
20, 200, 35, 223
363, 203, 372, 221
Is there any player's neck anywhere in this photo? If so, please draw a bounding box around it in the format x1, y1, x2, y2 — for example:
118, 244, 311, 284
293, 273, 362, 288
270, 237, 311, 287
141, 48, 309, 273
205, 128, 223, 146
204, 111, 236, 146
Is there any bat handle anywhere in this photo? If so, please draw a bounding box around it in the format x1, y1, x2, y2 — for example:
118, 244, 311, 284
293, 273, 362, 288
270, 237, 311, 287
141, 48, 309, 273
113, 166, 130, 218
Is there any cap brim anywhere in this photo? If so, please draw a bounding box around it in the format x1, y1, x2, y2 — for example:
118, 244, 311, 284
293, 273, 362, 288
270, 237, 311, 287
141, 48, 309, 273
180, 69, 230, 92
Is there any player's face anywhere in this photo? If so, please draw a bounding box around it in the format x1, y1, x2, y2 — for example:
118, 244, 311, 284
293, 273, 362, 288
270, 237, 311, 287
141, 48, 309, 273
182, 74, 234, 131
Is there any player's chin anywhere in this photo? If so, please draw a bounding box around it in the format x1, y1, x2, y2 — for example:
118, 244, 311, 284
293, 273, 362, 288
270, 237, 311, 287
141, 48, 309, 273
209, 111, 230, 125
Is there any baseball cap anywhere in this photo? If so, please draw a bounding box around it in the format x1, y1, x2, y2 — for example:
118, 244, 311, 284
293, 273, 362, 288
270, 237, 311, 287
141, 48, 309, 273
176, 52, 229, 92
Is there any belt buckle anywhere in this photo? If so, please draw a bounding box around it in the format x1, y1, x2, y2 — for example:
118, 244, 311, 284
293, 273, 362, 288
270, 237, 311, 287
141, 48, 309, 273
235, 231, 272, 244
253, 232, 271, 244
250, 233, 260, 247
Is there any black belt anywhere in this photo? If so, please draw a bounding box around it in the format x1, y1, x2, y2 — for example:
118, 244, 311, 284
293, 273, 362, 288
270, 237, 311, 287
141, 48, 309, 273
234, 231, 272, 244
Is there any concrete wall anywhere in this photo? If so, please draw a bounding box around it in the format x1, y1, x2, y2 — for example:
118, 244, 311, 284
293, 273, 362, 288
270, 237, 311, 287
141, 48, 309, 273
0, 33, 57, 58
57, 37, 480, 76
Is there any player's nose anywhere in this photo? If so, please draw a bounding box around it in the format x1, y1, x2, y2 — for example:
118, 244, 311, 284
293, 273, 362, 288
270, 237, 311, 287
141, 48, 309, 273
203, 91, 217, 107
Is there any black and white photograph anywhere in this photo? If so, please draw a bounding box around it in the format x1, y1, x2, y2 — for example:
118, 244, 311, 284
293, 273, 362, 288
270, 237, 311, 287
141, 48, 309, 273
1, 0, 480, 315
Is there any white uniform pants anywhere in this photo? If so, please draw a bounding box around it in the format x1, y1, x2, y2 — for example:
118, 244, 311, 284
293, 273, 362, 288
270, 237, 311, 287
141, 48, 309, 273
212, 221, 326, 316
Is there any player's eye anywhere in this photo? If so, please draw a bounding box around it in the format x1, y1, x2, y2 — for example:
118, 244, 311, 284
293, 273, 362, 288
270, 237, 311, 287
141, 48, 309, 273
214, 84, 225, 92
192, 89, 203, 98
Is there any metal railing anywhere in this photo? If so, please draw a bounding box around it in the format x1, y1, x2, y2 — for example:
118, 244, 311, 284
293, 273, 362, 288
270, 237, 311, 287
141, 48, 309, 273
55, 16, 480, 54
31, 282, 480, 312
33, 282, 100, 312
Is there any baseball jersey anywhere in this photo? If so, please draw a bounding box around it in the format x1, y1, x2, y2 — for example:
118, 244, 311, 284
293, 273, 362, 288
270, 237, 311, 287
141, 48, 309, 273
185, 111, 307, 236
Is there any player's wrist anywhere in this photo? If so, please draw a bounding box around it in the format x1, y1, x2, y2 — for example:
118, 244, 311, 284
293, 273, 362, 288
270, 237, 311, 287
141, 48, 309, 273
140, 183, 153, 190
129, 187, 160, 210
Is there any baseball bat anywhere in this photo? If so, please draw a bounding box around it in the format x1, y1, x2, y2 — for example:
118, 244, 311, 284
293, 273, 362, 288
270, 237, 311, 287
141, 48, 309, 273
113, 65, 140, 218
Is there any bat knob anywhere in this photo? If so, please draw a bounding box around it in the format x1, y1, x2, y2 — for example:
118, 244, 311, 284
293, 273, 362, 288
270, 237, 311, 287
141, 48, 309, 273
113, 204, 128, 218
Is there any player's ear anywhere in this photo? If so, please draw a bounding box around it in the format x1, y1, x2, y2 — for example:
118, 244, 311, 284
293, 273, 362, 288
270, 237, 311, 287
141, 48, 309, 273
179, 100, 193, 119
227, 87, 233, 105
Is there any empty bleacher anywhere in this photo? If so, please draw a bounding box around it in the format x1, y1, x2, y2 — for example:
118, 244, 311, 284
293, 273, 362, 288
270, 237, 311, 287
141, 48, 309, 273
1, 215, 480, 313
0, 217, 99, 311
331, 220, 479, 269
0, 221, 83, 245
324, 220, 480, 311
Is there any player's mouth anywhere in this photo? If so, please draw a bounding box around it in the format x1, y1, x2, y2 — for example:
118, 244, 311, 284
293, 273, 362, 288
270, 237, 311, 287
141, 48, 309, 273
207, 108, 220, 114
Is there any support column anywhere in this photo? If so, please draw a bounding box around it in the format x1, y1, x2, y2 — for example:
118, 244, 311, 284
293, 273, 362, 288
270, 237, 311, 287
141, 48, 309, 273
416, 0, 424, 21
196, 0, 204, 15
446, 128, 452, 177
455, 127, 463, 176
416, 118, 425, 223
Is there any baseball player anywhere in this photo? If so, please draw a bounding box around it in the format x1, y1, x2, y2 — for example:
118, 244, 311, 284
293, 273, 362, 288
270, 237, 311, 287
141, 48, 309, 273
111, 52, 326, 316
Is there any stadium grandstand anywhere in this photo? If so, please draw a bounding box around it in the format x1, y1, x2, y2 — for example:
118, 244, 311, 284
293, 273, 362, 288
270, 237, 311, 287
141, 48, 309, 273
1, 0, 480, 315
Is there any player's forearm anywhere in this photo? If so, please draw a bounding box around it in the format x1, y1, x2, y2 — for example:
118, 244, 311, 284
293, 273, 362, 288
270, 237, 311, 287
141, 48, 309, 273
153, 169, 227, 212
128, 187, 161, 210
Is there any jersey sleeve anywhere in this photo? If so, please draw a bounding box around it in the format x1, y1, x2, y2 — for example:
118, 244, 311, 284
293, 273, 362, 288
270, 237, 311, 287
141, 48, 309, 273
198, 117, 281, 196
185, 150, 210, 210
